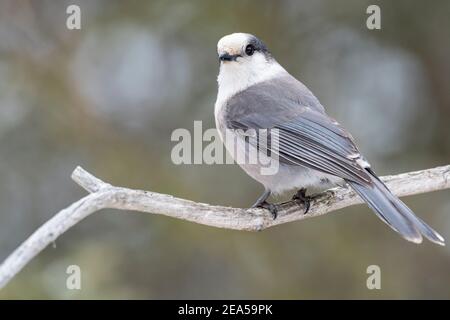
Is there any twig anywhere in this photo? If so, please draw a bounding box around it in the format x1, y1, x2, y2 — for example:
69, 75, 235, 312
0, 165, 449, 289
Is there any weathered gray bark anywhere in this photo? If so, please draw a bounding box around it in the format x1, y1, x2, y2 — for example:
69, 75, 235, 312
0, 165, 449, 289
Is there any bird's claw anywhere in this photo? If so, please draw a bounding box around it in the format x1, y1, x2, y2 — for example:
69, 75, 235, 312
292, 188, 311, 214
252, 201, 278, 220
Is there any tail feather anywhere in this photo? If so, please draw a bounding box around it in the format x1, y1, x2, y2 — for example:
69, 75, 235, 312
391, 194, 445, 245
347, 171, 445, 246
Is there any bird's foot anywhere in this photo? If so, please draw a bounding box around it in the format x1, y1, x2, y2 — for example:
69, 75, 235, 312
252, 201, 278, 220
292, 188, 311, 214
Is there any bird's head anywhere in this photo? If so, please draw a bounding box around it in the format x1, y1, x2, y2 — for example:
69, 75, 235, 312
217, 33, 271, 64
216, 33, 284, 96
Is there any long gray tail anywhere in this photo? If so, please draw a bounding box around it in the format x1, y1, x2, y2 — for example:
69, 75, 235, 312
347, 169, 445, 245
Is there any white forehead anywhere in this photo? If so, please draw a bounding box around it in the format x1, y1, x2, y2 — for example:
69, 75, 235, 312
217, 33, 251, 53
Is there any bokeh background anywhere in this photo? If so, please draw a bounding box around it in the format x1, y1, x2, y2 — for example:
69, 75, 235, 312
1, 0, 449, 299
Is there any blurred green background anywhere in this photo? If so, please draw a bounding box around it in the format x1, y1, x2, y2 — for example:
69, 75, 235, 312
0, 0, 449, 299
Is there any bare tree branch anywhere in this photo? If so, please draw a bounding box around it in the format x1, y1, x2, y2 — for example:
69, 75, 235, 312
1, 165, 449, 289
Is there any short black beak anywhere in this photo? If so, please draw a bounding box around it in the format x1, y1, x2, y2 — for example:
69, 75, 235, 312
219, 53, 240, 62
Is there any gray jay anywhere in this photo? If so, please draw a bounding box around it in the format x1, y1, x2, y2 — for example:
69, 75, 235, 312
214, 32, 444, 245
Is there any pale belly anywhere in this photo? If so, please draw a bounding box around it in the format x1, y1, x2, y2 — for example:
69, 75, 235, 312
239, 161, 344, 195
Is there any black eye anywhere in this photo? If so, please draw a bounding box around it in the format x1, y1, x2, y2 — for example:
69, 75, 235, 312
245, 44, 255, 56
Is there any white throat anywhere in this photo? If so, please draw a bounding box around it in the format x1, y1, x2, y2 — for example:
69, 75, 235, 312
215, 55, 286, 120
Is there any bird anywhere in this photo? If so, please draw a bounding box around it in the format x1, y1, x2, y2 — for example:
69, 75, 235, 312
214, 32, 445, 245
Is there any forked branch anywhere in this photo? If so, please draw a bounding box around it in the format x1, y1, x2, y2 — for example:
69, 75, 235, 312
0, 165, 449, 289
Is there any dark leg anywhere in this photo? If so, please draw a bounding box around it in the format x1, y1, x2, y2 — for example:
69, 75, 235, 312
252, 189, 271, 207
292, 188, 311, 214
251, 189, 278, 219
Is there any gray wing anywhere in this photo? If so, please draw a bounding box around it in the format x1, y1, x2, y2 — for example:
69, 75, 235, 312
223, 75, 372, 185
